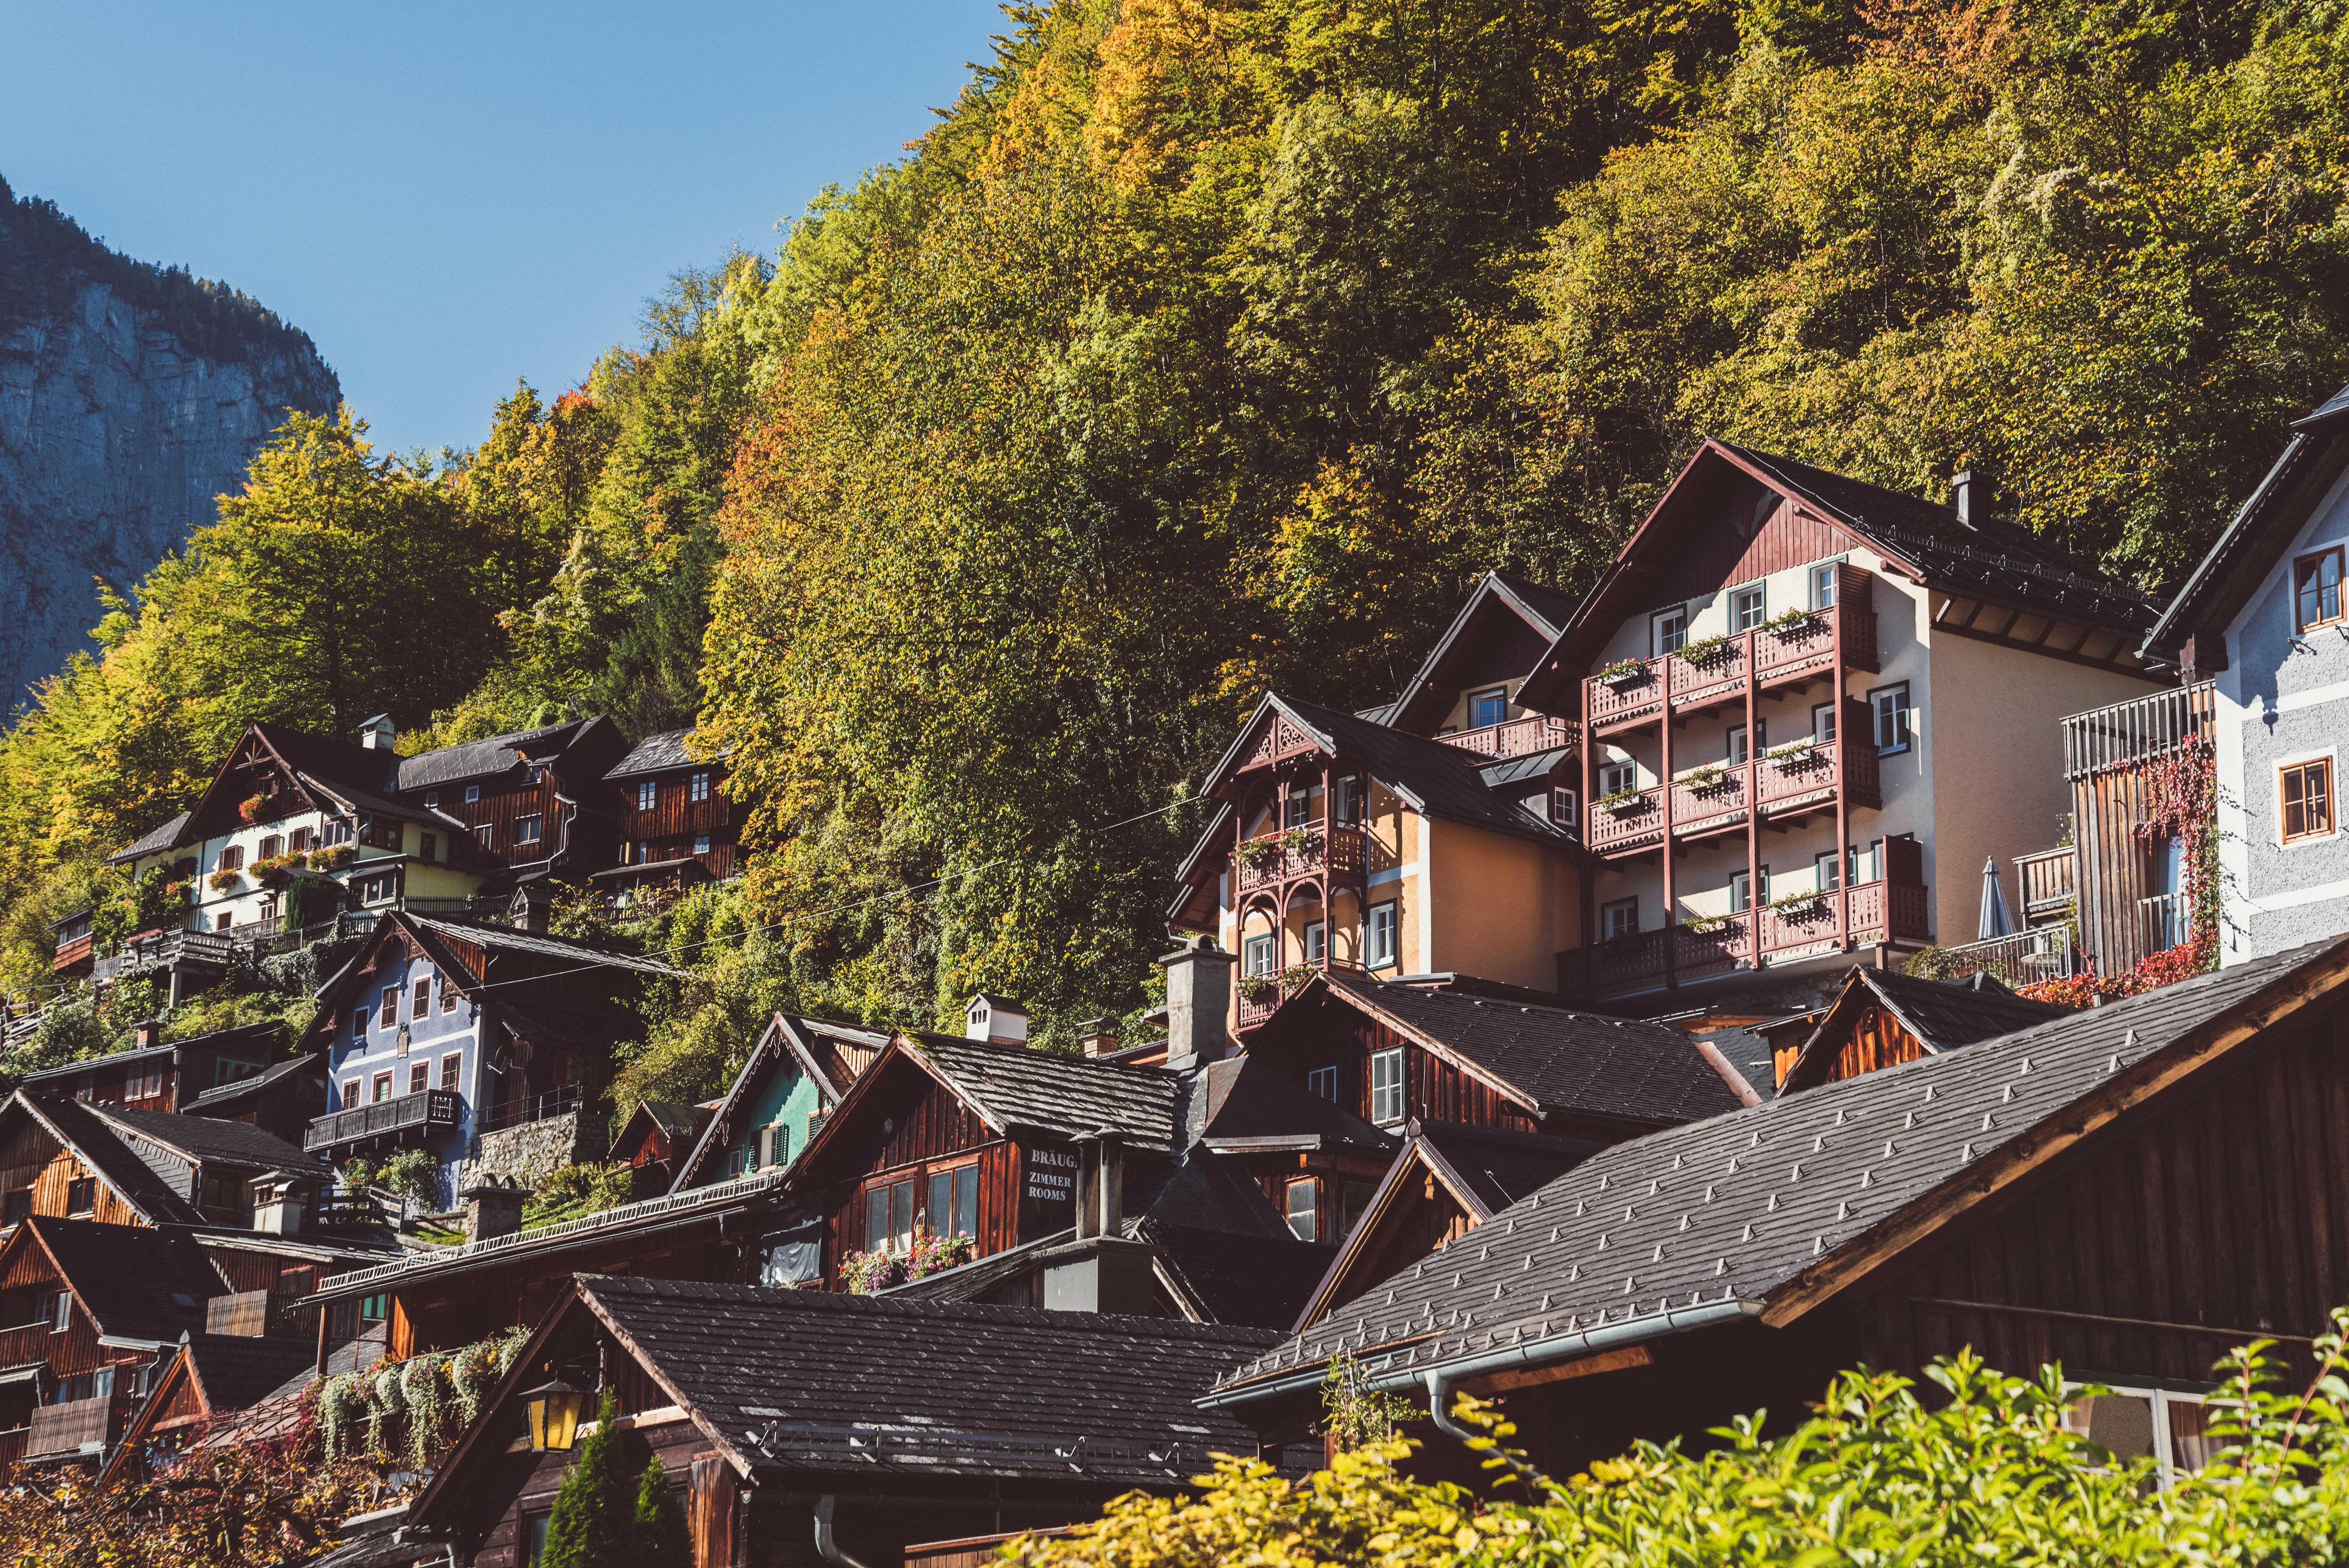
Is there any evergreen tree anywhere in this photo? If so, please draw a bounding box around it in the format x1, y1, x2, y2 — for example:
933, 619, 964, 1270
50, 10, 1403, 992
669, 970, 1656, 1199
634, 1454, 694, 1568
540, 1391, 634, 1568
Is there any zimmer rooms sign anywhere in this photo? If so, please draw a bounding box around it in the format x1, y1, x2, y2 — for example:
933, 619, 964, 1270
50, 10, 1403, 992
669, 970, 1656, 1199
1020, 1142, 1076, 1236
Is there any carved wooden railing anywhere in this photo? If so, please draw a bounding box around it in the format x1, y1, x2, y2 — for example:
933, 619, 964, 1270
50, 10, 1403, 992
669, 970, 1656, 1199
1437, 715, 1576, 760
1562, 878, 1931, 998
1232, 826, 1367, 894
1584, 603, 1879, 731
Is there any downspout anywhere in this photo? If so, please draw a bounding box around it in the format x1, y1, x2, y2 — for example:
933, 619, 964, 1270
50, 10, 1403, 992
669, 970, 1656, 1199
813, 1495, 875, 1568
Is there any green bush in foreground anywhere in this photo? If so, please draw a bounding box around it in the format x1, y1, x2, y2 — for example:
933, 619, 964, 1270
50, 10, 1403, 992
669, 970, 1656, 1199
1011, 1315, 2349, 1567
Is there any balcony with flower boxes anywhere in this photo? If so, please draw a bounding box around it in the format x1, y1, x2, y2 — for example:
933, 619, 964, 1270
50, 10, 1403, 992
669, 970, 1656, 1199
1558, 872, 1932, 1001
1231, 825, 1367, 895
1584, 594, 1880, 737
1587, 735, 1879, 862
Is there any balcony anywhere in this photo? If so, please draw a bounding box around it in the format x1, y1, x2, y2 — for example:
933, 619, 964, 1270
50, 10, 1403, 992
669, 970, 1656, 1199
2062, 681, 2216, 779
1585, 602, 1879, 733
25, 1393, 126, 1463
1236, 960, 1362, 1031
1588, 739, 1879, 860
2017, 846, 2076, 921
1436, 715, 1577, 761
1921, 926, 2077, 987
473, 1083, 585, 1138
51, 932, 93, 974
303, 1087, 464, 1155
1232, 825, 1367, 895
1560, 877, 1931, 999
90, 927, 235, 983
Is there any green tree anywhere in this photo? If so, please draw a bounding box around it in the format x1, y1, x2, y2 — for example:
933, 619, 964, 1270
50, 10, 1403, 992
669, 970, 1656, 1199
540, 1390, 636, 1568
633, 1456, 693, 1568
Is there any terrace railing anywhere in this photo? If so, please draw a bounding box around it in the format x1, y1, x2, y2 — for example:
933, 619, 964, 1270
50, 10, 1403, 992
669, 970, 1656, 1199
2062, 682, 2217, 779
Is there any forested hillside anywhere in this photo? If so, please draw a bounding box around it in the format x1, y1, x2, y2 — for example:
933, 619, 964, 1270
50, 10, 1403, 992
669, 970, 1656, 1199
6, 0, 2349, 1092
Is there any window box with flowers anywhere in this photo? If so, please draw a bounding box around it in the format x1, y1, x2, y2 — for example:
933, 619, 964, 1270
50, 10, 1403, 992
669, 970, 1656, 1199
1240, 964, 1317, 1005
207, 869, 243, 894
1762, 737, 1819, 767
1234, 837, 1284, 873
312, 844, 356, 871
1679, 632, 1736, 667
1595, 657, 1650, 687
1278, 825, 1323, 858
841, 1231, 977, 1294
1761, 607, 1821, 637
1679, 763, 1733, 794
1598, 787, 1651, 816
1679, 911, 1738, 938
1768, 887, 1830, 922
237, 794, 270, 826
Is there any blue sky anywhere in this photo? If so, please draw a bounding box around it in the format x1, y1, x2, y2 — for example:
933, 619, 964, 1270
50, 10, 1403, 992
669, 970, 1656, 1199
0, 1, 1003, 454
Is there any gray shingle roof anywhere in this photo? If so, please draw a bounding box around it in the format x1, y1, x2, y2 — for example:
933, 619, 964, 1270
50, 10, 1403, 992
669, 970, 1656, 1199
184, 1333, 322, 1412
408, 916, 686, 977
1218, 939, 2338, 1386
185, 1054, 318, 1110
88, 1103, 323, 1170
607, 728, 729, 779
1479, 746, 1574, 788
1779, 968, 2074, 1095
1271, 698, 1571, 845
109, 811, 191, 864
11, 1094, 205, 1224
577, 1276, 1285, 1484
1417, 1123, 1586, 1217
1319, 975, 1745, 1125
1194, 1056, 1392, 1153
913, 1034, 1187, 1152
25, 1217, 221, 1343
393, 720, 586, 792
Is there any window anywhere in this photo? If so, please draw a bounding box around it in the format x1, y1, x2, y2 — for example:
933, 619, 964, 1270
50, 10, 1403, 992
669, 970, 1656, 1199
423, 791, 439, 810
1871, 683, 1912, 754
1335, 778, 1362, 826
2296, 547, 2345, 631
1551, 787, 1579, 839
379, 986, 399, 1028
925, 1163, 979, 1239
1602, 896, 1639, 939
440, 1053, 462, 1091
864, 1178, 917, 1254
515, 815, 542, 845
1, 1190, 26, 1226
524, 1513, 552, 1568
1303, 919, 1326, 966
2061, 1383, 2224, 1488
2283, 758, 2335, 842
637, 780, 658, 813
217, 845, 244, 873
1815, 848, 1843, 892
342, 1078, 360, 1108
694, 834, 711, 855
1306, 1065, 1337, 1101
289, 825, 312, 852
1729, 868, 1767, 913
1813, 702, 1836, 744
408, 1062, 429, 1095
1243, 933, 1276, 978
442, 976, 459, 1012
1598, 760, 1637, 796
325, 817, 353, 845
526, 763, 544, 785
1727, 720, 1766, 766
1370, 1046, 1406, 1124
257, 834, 282, 860
690, 770, 711, 802
1285, 1178, 1318, 1242
757, 1123, 792, 1170
1653, 608, 1687, 656
1469, 686, 1508, 727
51, 1291, 71, 1333
412, 978, 430, 1020
419, 833, 436, 863
257, 895, 278, 925
214, 1058, 262, 1086
66, 1178, 94, 1215
357, 871, 399, 906
359, 1292, 388, 1323
1367, 902, 1397, 969
464, 785, 481, 805
371, 1072, 393, 1104
215, 912, 233, 932
1812, 564, 1838, 609
1284, 792, 1312, 829
1731, 585, 1766, 630
476, 824, 494, 848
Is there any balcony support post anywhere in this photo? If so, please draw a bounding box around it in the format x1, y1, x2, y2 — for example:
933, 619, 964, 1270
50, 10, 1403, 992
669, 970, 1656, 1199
1834, 602, 1850, 955
1318, 762, 1333, 974
1745, 630, 1762, 969
1580, 669, 1597, 999
1660, 661, 1676, 991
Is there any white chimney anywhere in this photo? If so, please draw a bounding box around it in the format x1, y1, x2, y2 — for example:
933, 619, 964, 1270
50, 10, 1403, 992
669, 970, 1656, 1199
249, 1171, 307, 1236
359, 713, 396, 750
964, 994, 1029, 1046
1952, 470, 1978, 530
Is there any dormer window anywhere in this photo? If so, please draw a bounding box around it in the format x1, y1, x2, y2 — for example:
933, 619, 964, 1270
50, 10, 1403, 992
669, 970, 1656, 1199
1469, 687, 1508, 727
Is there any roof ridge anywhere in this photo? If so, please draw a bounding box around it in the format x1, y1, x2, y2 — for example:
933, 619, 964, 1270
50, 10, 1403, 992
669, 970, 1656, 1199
586, 1273, 1280, 1342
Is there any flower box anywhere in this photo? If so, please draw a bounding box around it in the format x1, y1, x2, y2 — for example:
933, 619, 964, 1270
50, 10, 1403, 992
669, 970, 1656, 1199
1598, 788, 1650, 815
1679, 632, 1735, 666
207, 870, 243, 893
1761, 608, 1821, 637
1680, 764, 1733, 793
1595, 657, 1649, 686
1762, 738, 1818, 766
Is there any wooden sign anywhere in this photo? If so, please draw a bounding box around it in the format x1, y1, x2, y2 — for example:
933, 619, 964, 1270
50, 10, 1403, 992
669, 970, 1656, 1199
1019, 1142, 1077, 1239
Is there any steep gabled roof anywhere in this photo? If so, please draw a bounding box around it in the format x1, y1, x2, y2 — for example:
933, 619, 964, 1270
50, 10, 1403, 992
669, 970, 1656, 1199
1385, 570, 1581, 734
607, 728, 729, 778
669, 1012, 882, 1191
1142, 1220, 1337, 1329
7, 1216, 221, 1344
1300, 974, 1745, 1127
86, 1102, 323, 1171
405, 916, 686, 977
1207, 936, 2349, 1408
184, 1053, 321, 1113
908, 1033, 1187, 1152
1777, 966, 2076, 1096
1193, 1055, 1393, 1155
4, 1092, 205, 1224
393, 717, 605, 791
107, 812, 191, 865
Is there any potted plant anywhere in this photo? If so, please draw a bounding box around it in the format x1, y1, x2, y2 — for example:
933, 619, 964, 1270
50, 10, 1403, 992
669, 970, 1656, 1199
1240, 972, 1283, 1004
1234, 837, 1283, 872
237, 793, 269, 825
1761, 607, 1820, 636
1595, 656, 1648, 686
1679, 631, 1734, 666
1769, 887, 1830, 920
207, 868, 243, 894
1597, 786, 1649, 815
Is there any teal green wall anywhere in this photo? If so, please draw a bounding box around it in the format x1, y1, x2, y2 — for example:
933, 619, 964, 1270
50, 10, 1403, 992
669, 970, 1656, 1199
725, 1058, 824, 1172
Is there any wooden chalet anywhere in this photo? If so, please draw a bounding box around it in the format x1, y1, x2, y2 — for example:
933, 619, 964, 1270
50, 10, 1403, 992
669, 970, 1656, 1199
10, 1019, 324, 1144
386, 715, 629, 884
396, 1276, 1296, 1568
1774, 966, 2072, 1095
596, 727, 740, 899
666, 1012, 884, 1192
1501, 442, 2163, 1007
611, 1099, 712, 1201
1207, 934, 2349, 1486
1291, 1118, 1587, 1333
93, 1330, 319, 1491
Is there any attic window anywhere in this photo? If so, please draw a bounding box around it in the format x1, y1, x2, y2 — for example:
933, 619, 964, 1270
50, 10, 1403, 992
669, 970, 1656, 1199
2296, 547, 2345, 632
66, 1178, 94, 1216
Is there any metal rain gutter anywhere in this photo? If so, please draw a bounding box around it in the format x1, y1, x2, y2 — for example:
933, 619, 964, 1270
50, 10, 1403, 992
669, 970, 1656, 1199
1196, 1294, 1762, 1410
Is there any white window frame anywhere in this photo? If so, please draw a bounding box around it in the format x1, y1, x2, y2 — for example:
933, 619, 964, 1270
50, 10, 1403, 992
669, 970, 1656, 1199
464, 785, 481, 805
1653, 608, 1688, 656
1727, 721, 1765, 766
1729, 868, 1767, 913
1284, 1177, 1318, 1242
1870, 682, 1913, 755
1551, 787, 1579, 838
1812, 702, 1837, 744
690, 770, 711, 802
637, 780, 657, 812
515, 815, 542, 845
1811, 564, 1838, 609
1369, 1046, 1406, 1124
1334, 777, 1362, 826
1468, 686, 1509, 728
1243, 932, 1276, 978
1598, 760, 1637, 796
1602, 896, 1639, 939
1367, 902, 1398, 969
1730, 584, 1765, 631
1303, 919, 1326, 965
694, 834, 712, 855
2059, 1380, 2218, 1490
1306, 1065, 1337, 1101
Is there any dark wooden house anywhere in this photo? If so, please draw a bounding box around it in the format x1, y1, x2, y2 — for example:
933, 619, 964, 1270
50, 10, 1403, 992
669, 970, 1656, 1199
93, 1331, 319, 1492
385, 715, 631, 884
1207, 935, 2349, 1487
1773, 965, 2072, 1096
611, 1099, 712, 1201
397, 1276, 1296, 1568
597, 727, 740, 899
12, 1021, 321, 1137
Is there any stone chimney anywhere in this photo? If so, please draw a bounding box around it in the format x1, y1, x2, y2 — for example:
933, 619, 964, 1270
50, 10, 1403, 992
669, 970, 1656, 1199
133, 1018, 162, 1048
1077, 1018, 1120, 1058
249, 1171, 307, 1236
358, 713, 396, 750
462, 1179, 526, 1243
1952, 470, 1979, 530
1157, 943, 1237, 1071
963, 993, 1029, 1046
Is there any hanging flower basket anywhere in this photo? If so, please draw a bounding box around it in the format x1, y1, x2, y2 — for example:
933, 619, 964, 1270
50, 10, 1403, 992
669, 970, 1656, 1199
207, 869, 243, 893
237, 794, 269, 825
1595, 657, 1649, 686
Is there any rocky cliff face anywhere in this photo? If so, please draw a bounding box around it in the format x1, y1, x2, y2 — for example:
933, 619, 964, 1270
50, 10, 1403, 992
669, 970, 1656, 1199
0, 175, 340, 707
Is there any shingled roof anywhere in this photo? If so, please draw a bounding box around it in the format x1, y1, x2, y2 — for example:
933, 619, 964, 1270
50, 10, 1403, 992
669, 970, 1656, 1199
88, 1102, 323, 1170
14, 1217, 221, 1344
571, 1276, 1287, 1484
393, 718, 595, 791
904, 1033, 1188, 1153
1208, 938, 2347, 1404
606, 727, 729, 778
1777, 967, 2075, 1095
7, 1093, 205, 1224
1313, 974, 1746, 1126
405, 916, 687, 978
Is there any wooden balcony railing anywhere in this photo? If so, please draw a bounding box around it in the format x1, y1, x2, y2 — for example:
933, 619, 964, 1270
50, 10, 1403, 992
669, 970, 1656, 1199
2017, 846, 2077, 919
1925, 926, 2078, 986
2139, 891, 2191, 953
26, 1393, 125, 1461
1231, 825, 1367, 894
303, 1087, 464, 1155
51, 932, 92, 973
1436, 714, 1576, 760
1588, 740, 1878, 859
1585, 603, 1879, 732
1560, 878, 1931, 998
2062, 681, 2216, 779
1236, 960, 1363, 1030
0, 1425, 27, 1476
92, 927, 235, 982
